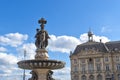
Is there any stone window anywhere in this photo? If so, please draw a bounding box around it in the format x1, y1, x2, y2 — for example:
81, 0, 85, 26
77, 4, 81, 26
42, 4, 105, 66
89, 75, 94, 80
81, 64, 86, 73
96, 64, 101, 71
74, 66, 78, 72
117, 64, 120, 71
105, 64, 110, 71
106, 73, 111, 80
74, 75, 79, 80
81, 75, 86, 80
88, 63, 94, 73
74, 59, 77, 64
88, 58, 94, 73
97, 74, 102, 80
116, 56, 119, 61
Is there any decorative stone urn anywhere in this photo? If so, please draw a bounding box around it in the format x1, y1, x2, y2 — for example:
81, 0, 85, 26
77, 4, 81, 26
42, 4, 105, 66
17, 18, 65, 80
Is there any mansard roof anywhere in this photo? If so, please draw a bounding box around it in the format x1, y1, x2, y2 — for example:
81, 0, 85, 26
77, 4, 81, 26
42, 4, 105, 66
106, 41, 120, 52
72, 41, 120, 55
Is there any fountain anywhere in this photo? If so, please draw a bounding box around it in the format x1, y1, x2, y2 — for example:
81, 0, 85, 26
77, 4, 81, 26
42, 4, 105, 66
17, 18, 65, 80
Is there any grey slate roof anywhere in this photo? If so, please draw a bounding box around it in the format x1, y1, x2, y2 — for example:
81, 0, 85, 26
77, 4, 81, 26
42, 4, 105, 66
106, 41, 120, 52
73, 41, 120, 55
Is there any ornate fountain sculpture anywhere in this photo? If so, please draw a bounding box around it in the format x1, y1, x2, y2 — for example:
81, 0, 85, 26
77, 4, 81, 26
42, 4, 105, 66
17, 18, 65, 80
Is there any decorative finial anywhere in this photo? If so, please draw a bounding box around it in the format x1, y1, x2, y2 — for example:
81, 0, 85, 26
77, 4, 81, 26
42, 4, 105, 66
38, 18, 47, 30
88, 28, 93, 42
38, 18, 47, 24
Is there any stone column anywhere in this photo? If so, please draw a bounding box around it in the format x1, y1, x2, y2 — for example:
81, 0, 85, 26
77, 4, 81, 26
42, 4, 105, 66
93, 58, 95, 72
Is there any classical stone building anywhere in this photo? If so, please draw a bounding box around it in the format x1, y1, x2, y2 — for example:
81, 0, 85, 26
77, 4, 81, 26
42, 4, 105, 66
70, 31, 120, 80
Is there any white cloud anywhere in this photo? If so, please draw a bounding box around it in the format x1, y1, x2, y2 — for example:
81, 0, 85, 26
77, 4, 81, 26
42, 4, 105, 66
93, 35, 110, 43
0, 33, 28, 47
0, 52, 18, 74
80, 33, 110, 43
80, 33, 88, 43
48, 35, 81, 53
0, 53, 18, 64
17, 43, 36, 59
53, 67, 71, 80
0, 47, 7, 52
101, 26, 112, 33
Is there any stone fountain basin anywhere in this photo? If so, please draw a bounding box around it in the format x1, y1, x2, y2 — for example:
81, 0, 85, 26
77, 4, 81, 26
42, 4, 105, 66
17, 59, 65, 70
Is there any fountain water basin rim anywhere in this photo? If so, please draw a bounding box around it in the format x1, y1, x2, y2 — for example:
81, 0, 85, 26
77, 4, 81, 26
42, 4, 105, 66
17, 59, 65, 70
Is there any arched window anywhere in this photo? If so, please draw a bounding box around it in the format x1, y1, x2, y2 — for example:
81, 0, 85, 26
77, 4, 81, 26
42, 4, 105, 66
118, 74, 120, 80
89, 75, 94, 80
81, 75, 86, 80
106, 73, 111, 80
97, 74, 102, 80
72, 75, 79, 80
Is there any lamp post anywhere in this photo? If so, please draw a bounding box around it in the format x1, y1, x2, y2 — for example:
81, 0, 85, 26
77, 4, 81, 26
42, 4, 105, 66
23, 50, 26, 80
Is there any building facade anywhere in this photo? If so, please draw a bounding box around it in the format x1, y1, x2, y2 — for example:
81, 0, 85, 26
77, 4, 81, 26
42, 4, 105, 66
70, 31, 120, 80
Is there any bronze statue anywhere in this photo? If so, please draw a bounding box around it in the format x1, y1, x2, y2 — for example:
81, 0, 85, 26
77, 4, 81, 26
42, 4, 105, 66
35, 18, 50, 49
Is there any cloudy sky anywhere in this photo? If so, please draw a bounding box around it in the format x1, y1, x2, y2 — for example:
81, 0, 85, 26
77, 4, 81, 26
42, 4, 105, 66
0, 0, 120, 80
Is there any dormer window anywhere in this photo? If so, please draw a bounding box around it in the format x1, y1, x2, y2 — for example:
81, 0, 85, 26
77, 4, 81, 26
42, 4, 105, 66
114, 48, 118, 51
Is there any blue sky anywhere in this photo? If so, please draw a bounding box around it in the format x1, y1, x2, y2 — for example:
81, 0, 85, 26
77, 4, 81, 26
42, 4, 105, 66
0, 0, 120, 80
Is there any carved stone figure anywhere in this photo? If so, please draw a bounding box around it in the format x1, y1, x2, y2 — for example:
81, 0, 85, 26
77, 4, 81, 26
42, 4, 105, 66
47, 70, 55, 80
35, 18, 50, 49
35, 28, 40, 48
28, 71, 38, 80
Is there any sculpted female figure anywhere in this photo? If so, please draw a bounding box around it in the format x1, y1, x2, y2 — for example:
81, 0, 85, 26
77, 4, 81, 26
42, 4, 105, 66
35, 18, 50, 49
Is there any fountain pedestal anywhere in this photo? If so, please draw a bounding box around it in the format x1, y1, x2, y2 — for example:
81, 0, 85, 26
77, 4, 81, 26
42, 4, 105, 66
35, 49, 49, 60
